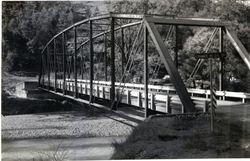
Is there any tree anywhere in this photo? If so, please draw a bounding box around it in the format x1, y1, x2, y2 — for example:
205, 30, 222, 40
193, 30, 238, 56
2, 1, 91, 72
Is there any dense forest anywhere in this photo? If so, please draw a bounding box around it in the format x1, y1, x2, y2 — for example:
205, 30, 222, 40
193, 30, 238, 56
2, 0, 250, 92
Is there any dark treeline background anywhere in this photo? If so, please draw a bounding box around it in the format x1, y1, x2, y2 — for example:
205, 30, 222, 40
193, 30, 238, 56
2, 1, 104, 72
2, 0, 250, 92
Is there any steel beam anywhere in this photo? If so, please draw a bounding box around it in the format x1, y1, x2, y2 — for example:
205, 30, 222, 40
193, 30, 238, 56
219, 28, 224, 91
195, 52, 226, 59
209, 58, 214, 133
47, 47, 50, 89
38, 54, 42, 86
110, 17, 116, 110
226, 28, 250, 70
54, 39, 57, 92
145, 20, 195, 112
62, 33, 66, 94
74, 26, 78, 97
77, 21, 142, 52
175, 25, 178, 68
81, 47, 84, 79
145, 17, 225, 27
144, 24, 149, 118
41, 54, 45, 85
104, 33, 108, 81
121, 28, 125, 82
42, 14, 111, 52
89, 20, 94, 103
111, 13, 143, 19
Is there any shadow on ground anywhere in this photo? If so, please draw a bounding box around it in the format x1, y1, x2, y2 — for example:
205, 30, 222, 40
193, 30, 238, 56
112, 105, 250, 159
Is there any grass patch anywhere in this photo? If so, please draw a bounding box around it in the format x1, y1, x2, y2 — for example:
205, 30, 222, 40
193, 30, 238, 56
112, 113, 250, 159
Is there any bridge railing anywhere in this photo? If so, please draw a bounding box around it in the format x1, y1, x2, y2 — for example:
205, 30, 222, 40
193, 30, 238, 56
63, 79, 250, 103
51, 79, 208, 113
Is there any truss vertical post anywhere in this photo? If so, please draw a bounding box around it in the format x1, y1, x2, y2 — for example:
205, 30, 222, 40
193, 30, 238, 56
110, 16, 116, 110
41, 54, 45, 86
175, 25, 179, 68
81, 47, 84, 79
89, 20, 94, 103
38, 53, 42, 86
210, 58, 215, 133
62, 32, 66, 95
219, 27, 224, 91
104, 33, 108, 81
54, 38, 57, 92
121, 28, 125, 82
74, 26, 78, 98
144, 23, 149, 118
47, 46, 50, 89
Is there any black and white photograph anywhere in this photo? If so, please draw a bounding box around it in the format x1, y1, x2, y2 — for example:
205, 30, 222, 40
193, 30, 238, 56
1, 0, 250, 160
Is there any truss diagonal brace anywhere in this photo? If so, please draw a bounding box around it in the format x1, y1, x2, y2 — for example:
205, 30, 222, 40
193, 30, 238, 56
144, 19, 195, 112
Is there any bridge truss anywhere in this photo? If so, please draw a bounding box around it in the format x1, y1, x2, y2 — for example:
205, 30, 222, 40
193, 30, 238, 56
39, 13, 250, 117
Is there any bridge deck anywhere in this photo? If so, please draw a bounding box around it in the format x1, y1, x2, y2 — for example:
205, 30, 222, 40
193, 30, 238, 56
40, 79, 213, 114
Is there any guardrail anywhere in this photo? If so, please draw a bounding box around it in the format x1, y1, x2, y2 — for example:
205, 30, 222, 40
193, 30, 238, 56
42, 79, 249, 114
63, 79, 250, 103
47, 79, 210, 113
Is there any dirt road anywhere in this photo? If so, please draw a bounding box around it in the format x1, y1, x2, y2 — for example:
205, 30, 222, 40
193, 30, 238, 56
1, 110, 140, 160
2, 136, 126, 161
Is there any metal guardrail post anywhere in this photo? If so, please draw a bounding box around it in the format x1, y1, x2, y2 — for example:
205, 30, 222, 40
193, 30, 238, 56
166, 95, 171, 113
138, 92, 142, 107
80, 84, 83, 94
151, 94, 155, 110
127, 90, 131, 105
102, 86, 105, 99
85, 84, 88, 95
97, 86, 100, 97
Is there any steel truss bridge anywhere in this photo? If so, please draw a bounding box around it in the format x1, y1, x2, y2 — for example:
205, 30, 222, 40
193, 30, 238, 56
39, 13, 250, 118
